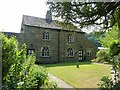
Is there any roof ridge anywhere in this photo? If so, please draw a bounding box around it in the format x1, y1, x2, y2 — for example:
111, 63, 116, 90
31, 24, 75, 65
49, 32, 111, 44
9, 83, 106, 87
21, 15, 85, 33
23, 14, 45, 20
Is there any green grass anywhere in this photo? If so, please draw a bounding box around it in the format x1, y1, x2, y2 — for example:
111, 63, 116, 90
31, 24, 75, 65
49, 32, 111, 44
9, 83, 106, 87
42, 61, 111, 88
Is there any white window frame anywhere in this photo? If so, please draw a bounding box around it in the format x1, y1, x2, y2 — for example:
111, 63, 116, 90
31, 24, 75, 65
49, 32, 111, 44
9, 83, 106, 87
41, 47, 50, 57
43, 32, 50, 40
87, 50, 92, 56
68, 34, 74, 42
67, 48, 74, 57
27, 49, 35, 55
78, 50, 83, 56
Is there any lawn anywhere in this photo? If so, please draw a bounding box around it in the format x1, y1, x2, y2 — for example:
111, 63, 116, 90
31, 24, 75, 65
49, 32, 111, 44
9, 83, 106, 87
42, 61, 111, 88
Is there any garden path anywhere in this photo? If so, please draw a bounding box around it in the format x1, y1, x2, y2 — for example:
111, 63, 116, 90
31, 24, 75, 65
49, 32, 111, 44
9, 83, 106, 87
48, 73, 77, 90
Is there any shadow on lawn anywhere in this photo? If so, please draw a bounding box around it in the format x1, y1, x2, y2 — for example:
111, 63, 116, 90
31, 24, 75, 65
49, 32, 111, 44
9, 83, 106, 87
41, 61, 92, 67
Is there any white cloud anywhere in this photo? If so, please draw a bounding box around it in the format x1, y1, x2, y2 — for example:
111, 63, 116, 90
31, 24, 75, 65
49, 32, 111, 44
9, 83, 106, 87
0, 0, 48, 33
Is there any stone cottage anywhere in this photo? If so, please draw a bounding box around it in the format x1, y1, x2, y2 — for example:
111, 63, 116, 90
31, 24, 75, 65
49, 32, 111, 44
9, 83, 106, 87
4, 11, 98, 64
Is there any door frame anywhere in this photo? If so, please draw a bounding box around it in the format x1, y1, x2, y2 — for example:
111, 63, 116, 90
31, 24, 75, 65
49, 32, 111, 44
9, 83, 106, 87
78, 50, 83, 61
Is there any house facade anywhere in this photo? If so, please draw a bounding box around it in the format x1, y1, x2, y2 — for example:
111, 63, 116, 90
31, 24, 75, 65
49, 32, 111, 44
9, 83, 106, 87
4, 13, 98, 64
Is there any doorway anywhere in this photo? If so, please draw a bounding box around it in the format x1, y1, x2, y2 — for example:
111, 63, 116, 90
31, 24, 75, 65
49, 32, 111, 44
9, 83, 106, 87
78, 50, 83, 61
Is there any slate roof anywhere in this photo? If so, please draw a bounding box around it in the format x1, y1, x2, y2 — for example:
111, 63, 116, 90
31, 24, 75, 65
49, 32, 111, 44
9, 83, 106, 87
22, 15, 85, 34
85, 34, 101, 47
22, 15, 61, 30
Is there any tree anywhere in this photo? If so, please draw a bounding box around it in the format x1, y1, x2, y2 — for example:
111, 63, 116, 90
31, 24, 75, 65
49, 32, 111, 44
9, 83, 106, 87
48, 1, 120, 39
100, 24, 118, 47
94, 49, 110, 63
87, 31, 104, 40
47, 1, 120, 89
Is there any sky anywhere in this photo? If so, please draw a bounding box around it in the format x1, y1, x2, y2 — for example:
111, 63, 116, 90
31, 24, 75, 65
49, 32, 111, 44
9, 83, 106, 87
0, 0, 48, 33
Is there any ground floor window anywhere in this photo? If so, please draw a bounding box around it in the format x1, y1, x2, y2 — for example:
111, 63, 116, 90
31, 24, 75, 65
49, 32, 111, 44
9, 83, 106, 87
41, 46, 50, 57
27, 49, 35, 55
79, 57, 83, 60
87, 50, 92, 56
67, 48, 74, 57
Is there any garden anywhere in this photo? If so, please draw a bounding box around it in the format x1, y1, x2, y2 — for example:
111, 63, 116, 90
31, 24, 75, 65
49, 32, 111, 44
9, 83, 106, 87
43, 61, 111, 88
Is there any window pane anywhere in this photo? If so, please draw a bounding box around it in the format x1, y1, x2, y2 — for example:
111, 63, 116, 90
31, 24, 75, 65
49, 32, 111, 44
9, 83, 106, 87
67, 48, 74, 56
42, 47, 50, 57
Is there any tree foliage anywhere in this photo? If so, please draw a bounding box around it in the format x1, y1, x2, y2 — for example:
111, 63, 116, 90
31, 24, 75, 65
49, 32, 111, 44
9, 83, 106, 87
48, 1, 120, 29
110, 40, 120, 56
98, 53, 120, 90
93, 49, 110, 63
88, 31, 105, 40
47, 1, 120, 89
98, 75, 113, 89
2, 34, 58, 89
100, 24, 119, 47
2, 34, 24, 79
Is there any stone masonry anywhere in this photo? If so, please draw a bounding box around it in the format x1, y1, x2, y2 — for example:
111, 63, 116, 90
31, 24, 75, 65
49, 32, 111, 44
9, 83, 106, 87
4, 14, 98, 64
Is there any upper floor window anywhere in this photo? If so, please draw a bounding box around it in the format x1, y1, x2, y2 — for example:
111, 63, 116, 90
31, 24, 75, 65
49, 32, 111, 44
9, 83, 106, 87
43, 32, 50, 40
41, 46, 50, 57
67, 48, 74, 57
68, 34, 74, 42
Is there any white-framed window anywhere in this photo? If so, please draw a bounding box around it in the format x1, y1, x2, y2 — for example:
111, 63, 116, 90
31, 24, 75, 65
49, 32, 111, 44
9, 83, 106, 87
68, 34, 74, 42
78, 50, 83, 56
41, 47, 50, 57
27, 49, 35, 55
67, 48, 74, 57
79, 57, 83, 60
87, 50, 92, 56
43, 32, 50, 40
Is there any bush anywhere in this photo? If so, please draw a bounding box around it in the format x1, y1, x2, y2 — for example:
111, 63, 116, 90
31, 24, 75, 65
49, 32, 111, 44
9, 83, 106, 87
2, 34, 28, 89
21, 65, 47, 88
93, 49, 110, 63
98, 75, 120, 90
110, 40, 120, 56
21, 65, 58, 89
2, 34, 58, 89
98, 75, 113, 89
44, 80, 58, 89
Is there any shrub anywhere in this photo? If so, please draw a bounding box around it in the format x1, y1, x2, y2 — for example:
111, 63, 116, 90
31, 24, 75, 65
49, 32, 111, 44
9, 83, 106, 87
21, 65, 48, 88
98, 75, 113, 89
93, 49, 110, 63
110, 40, 120, 56
98, 75, 120, 90
2, 34, 27, 89
21, 65, 58, 89
2, 34, 58, 89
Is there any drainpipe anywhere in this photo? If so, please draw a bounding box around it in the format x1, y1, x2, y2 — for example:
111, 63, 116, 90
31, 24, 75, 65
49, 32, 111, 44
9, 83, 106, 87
58, 30, 60, 63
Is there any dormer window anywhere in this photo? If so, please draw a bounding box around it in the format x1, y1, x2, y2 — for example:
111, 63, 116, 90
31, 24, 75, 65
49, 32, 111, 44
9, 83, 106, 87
43, 32, 50, 40
68, 34, 74, 42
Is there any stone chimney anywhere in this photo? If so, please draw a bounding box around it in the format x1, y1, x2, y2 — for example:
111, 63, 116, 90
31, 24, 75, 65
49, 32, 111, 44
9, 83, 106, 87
46, 10, 52, 24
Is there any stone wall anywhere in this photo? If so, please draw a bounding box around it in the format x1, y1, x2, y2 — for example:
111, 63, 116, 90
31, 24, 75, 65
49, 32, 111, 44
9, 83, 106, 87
4, 24, 98, 64
23, 25, 59, 63
59, 30, 98, 62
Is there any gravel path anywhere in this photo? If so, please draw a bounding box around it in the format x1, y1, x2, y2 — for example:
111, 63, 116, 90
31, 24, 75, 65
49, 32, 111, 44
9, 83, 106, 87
48, 73, 77, 90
